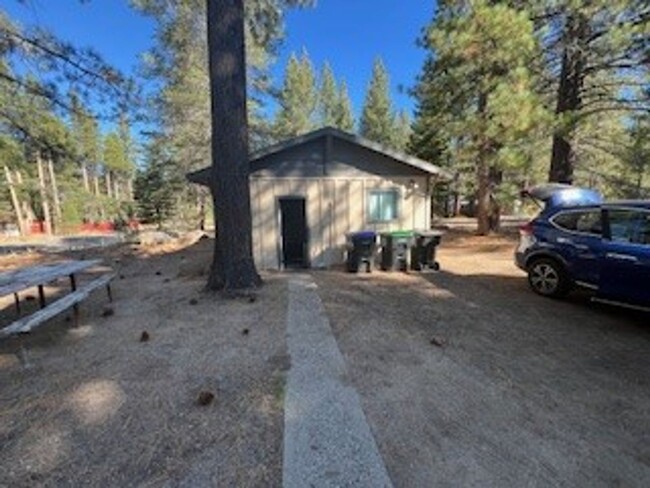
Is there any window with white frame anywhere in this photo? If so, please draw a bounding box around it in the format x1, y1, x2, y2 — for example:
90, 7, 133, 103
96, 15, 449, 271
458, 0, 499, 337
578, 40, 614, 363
368, 189, 399, 222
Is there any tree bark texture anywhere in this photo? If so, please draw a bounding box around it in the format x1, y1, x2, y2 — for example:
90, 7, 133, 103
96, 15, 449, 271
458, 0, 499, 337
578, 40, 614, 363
476, 92, 491, 236
549, 12, 589, 184
4, 166, 26, 236
15, 171, 35, 223
205, 0, 261, 290
47, 156, 62, 222
81, 162, 90, 192
36, 151, 53, 235
105, 170, 113, 198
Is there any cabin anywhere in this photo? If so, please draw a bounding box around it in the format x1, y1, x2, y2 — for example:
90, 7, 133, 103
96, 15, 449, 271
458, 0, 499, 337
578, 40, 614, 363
187, 127, 448, 270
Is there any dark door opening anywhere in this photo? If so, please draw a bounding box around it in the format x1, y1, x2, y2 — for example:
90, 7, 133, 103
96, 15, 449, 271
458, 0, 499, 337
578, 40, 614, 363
279, 197, 308, 268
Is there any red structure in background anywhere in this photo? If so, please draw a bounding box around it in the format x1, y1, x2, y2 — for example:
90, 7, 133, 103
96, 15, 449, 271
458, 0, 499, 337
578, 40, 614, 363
26, 220, 139, 235
30, 221, 45, 234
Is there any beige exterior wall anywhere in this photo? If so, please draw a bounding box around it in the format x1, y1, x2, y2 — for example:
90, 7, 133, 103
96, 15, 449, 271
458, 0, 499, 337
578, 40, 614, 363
250, 175, 430, 269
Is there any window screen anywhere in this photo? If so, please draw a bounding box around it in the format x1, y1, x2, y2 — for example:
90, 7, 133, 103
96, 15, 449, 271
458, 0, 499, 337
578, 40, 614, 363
368, 190, 398, 222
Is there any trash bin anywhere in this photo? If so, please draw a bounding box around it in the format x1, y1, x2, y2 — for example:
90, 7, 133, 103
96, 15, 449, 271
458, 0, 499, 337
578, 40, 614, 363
410, 230, 443, 271
380, 230, 414, 271
346, 231, 377, 273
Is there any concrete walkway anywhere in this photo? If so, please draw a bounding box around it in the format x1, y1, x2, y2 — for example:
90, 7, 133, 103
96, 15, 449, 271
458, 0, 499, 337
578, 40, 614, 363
283, 274, 392, 488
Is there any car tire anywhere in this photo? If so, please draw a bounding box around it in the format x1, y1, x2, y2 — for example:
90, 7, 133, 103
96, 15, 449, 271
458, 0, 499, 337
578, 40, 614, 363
526, 258, 571, 298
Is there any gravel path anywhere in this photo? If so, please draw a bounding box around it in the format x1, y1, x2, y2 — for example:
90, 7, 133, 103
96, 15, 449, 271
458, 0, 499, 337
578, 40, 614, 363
283, 274, 392, 488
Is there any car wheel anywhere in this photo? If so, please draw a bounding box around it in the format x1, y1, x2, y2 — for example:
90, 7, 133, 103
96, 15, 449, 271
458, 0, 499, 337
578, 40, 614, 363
527, 258, 570, 298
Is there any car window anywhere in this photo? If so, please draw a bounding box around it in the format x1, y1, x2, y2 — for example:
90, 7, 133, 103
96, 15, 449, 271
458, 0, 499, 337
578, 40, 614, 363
552, 210, 602, 235
607, 209, 650, 245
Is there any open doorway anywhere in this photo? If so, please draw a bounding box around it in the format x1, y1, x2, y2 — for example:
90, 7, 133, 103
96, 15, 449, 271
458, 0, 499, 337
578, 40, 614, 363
279, 197, 308, 268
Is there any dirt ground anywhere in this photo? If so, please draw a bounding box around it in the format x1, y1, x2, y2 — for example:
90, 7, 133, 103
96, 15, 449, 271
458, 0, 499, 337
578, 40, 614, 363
315, 232, 650, 487
0, 238, 288, 487
1, 231, 649, 487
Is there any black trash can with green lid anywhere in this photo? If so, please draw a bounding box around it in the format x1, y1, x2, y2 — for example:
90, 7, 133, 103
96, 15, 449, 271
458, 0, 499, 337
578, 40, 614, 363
346, 231, 377, 273
380, 230, 414, 271
410, 230, 443, 271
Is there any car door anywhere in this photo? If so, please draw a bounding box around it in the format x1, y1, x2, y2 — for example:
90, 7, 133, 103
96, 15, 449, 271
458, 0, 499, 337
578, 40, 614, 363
550, 209, 603, 286
599, 207, 650, 306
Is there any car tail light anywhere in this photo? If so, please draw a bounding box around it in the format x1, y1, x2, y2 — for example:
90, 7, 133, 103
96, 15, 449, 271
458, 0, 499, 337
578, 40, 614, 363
519, 221, 534, 236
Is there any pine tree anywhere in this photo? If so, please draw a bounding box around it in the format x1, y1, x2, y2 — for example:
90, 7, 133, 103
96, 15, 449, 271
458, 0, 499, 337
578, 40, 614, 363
134, 138, 183, 228
360, 58, 394, 145
69, 93, 100, 194
274, 51, 318, 138
206, 0, 261, 290
391, 110, 411, 151
318, 62, 339, 127
336, 80, 355, 132
513, 1, 650, 183
412, 0, 547, 234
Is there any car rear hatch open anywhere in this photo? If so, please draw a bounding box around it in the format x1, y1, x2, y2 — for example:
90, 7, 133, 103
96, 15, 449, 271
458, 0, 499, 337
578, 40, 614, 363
521, 183, 603, 210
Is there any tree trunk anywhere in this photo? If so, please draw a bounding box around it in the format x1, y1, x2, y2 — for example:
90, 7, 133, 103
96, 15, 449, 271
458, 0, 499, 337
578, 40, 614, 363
94, 175, 101, 196
105, 170, 113, 198
476, 92, 491, 236
36, 151, 53, 235
15, 171, 35, 223
206, 0, 261, 291
127, 177, 134, 201
81, 162, 90, 192
114, 177, 120, 201
198, 192, 206, 231
47, 156, 62, 222
549, 12, 589, 184
4, 166, 26, 236
476, 157, 491, 235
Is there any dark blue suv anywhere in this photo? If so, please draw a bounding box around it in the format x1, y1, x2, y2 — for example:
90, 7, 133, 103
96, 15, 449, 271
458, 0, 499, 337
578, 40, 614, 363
515, 184, 650, 310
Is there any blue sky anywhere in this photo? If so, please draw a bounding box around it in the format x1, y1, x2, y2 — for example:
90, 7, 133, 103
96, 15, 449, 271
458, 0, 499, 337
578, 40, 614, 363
4, 0, 435, 122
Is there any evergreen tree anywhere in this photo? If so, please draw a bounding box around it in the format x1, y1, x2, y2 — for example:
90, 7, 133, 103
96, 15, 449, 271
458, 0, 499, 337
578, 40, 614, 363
206, 0, 261, 290
318, 62, 339, 127
69, 92, 100, 193
336, 80, 355, 132
360, 58, 394, 145
103, 132, 133, 174
412, 0, 547, 234
512, 0, 650, 183
134, 138, 182, 227
391, 110, 411, 151
274, 51, 318, 138
132, 0, 316, 213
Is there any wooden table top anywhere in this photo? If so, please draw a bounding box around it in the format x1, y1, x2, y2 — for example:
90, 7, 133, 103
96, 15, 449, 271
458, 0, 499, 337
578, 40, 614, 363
0, 260, 101, 297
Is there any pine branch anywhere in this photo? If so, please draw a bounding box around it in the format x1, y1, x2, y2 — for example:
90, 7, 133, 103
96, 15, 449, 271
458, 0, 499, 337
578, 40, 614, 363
1, 28, 124, 95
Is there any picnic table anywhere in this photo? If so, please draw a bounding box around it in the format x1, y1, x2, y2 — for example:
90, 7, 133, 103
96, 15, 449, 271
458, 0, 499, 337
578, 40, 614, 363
0, 259, 115, 339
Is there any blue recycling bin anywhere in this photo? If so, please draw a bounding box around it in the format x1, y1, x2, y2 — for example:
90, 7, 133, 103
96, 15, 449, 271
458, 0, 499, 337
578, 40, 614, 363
346, 231, 377, 273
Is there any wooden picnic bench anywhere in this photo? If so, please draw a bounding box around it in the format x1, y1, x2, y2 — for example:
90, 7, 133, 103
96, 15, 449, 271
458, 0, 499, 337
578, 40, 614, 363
0, 260, 116, 339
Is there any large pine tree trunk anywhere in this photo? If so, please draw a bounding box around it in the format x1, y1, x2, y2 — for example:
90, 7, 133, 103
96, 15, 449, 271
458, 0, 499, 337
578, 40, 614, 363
4, 166, 26, 236
206, 0, 261, 291
549, 13, 588, 184
36, 151, 53, 235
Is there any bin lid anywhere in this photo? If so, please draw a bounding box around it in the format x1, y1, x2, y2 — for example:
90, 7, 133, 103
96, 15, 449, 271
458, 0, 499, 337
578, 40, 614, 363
350, 230, 377, 239
414, 230, 444, 237
390, 230, 414, 238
